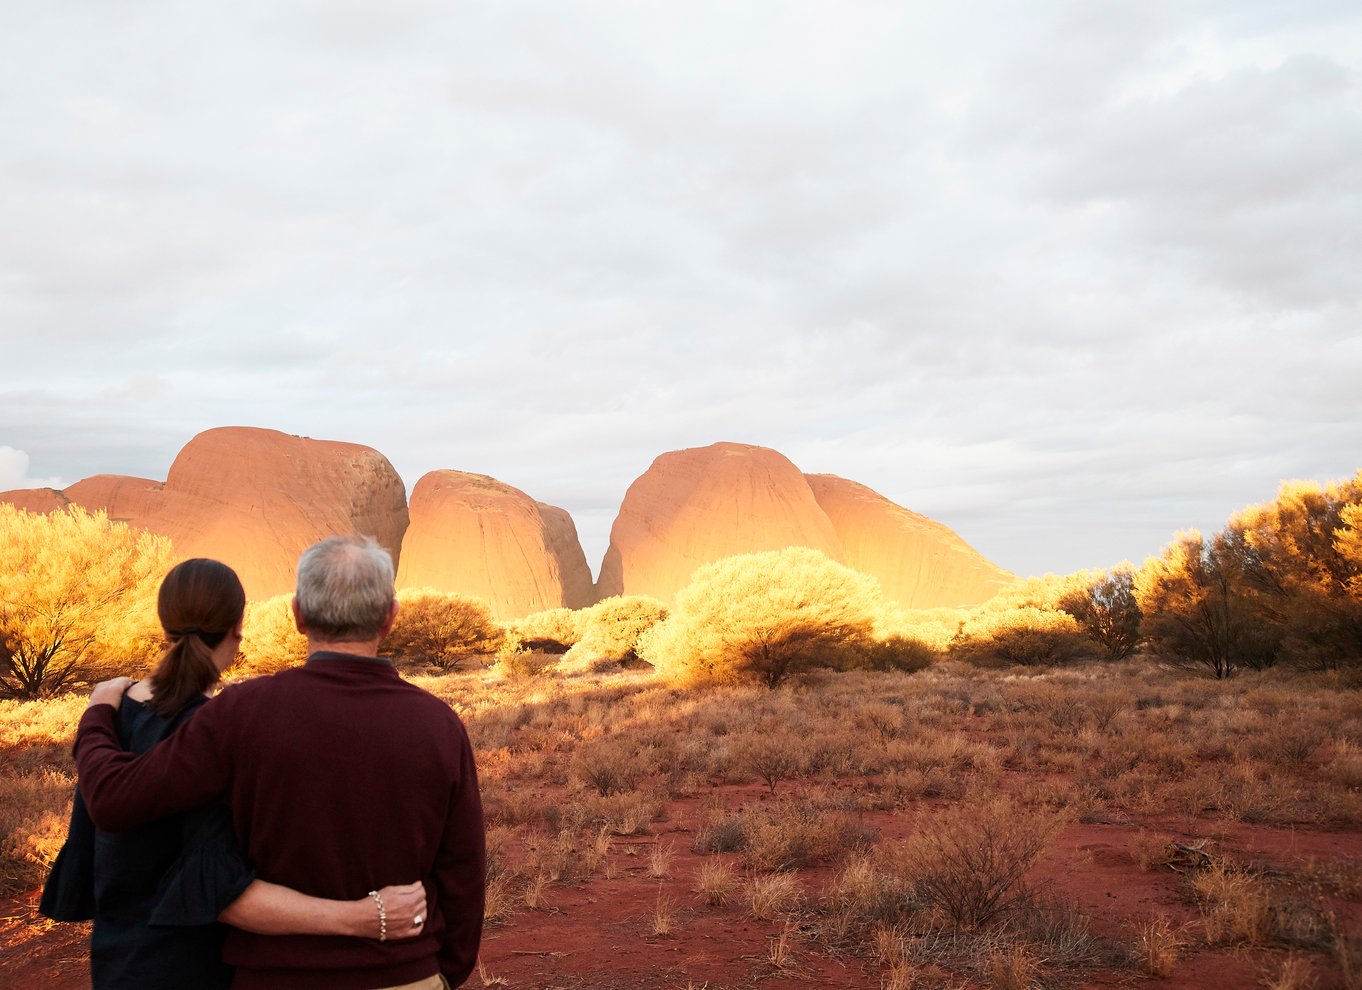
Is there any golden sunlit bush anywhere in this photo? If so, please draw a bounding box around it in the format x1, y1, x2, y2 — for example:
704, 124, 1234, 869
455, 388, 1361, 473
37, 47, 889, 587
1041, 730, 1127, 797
559, 595, 667, 672
0, 505, 171, 698
382, 588, 503, 670
508, 607, 581, 654
951, 607, 1096, 668
639, 547, 884, 687
234, 594, 308, 677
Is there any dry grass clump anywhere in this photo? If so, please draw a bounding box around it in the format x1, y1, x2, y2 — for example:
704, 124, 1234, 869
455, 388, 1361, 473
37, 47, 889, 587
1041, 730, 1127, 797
1127, 829, 1179, 872
1264, 953, 1320, 990
1131, 914, 1186, 977
1193, 860, 1274, 946
691, 795, 873, 872
0, 768, 75, 894
749, 872, 803, 920
693, 857, 739, 907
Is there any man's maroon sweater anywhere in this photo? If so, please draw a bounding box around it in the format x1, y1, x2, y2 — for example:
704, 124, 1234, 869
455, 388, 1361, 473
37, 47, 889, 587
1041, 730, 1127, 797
75, 653, 485, 990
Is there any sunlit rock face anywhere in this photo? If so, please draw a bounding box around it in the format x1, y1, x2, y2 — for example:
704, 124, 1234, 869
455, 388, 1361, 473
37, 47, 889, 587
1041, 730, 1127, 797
0, 487, 69, 513
1, 428, 410, 600
805, 474, 1015, 609
396, 470, 594, 619
596, 442, 845, 603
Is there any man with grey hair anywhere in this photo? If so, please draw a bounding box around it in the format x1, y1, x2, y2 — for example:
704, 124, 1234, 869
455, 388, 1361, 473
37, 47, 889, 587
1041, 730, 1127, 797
76, 535, 486, 990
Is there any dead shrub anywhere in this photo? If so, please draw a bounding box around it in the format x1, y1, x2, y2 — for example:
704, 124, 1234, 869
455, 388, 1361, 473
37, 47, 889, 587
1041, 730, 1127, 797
739, 733, 805, 792
889, 799, 1065, 929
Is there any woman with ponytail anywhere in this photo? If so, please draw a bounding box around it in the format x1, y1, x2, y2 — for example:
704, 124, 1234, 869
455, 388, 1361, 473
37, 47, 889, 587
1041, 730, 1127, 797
42, 559, 428, 990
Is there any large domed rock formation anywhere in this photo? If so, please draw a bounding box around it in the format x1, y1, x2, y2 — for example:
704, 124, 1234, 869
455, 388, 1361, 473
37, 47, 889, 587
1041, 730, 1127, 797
596, 442, 845, 603
805, 474, 1014, 609
0, 428, 409, 600
396, 470, 594, 619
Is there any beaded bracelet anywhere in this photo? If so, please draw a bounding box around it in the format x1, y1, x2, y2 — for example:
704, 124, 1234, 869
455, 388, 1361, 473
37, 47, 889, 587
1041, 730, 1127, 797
369, 889, 387, 942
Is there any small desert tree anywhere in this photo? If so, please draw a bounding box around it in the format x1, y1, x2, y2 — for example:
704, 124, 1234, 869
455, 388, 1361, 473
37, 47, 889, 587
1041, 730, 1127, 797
1060, 564, 1142, 660
381, 588, 502, 669
1135, 531, 1277, 678
639, 547, 883, 687
1225, 476, 1362, 669
0, 505, 171, 698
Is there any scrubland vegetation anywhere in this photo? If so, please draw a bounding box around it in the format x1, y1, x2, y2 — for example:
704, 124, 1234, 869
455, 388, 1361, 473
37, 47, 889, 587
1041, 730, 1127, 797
2, 472, 1360, 986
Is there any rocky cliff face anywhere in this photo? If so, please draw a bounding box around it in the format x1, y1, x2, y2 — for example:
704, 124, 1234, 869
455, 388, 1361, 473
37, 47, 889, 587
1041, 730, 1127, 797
805, 473, 1015, 609
595, 442, 846, 602
396, 470, 595, 618
0, 428, 410, 600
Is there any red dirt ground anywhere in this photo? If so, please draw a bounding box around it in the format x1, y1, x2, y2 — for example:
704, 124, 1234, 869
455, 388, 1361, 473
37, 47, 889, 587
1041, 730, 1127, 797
5, 781, 1359, 989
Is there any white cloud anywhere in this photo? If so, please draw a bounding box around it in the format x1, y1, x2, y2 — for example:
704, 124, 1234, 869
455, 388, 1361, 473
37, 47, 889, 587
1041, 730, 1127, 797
0, 447, 64, 492
1, 1, 1359, 578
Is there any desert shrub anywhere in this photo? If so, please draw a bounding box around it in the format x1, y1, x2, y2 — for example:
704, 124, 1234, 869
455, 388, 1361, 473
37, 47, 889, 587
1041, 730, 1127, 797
0, 505, 172, 698
640, 547, 883, 687
852, 635, 938, 673
571, 738, 652, 796
235, 594, 308, 677
494, 650, 561, 679
875, 606, 966, 652
381, 588, 503, 669
951, 607, 1097, 668
559, 595, 667, 671
509, 607, 581, 654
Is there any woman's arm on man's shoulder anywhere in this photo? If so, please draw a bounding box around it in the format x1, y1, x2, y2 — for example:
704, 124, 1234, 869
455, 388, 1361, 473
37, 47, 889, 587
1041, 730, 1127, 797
220, 880, 428, 939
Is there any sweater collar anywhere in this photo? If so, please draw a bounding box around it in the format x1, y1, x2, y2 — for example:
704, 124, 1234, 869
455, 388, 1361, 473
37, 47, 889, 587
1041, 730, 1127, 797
305, 651, 393, 667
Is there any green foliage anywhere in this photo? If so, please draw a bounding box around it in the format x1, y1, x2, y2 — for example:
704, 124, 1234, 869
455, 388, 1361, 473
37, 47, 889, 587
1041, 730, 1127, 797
0, 505, 172, 698
235, 594, 309, 677
640, 547, 884, 687
560, 595, 668, 671
382, 588, 503, 670
1060, 565, 1142, 660
509, 607, 581, 654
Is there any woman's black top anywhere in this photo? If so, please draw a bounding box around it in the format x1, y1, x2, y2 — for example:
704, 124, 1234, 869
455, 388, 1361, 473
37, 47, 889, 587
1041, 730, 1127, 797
40, 694, 256, 990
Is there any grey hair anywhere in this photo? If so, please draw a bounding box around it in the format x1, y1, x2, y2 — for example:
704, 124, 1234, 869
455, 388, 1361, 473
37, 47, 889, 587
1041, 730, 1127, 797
294, 535, 395, 641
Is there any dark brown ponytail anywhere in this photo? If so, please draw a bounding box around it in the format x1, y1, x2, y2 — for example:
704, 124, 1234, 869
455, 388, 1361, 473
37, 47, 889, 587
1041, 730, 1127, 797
147, 559, 246, 718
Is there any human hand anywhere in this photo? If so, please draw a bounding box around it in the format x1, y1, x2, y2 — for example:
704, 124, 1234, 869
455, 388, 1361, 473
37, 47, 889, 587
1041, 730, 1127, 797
372, 882, 428, 941
87, 677, 133, 711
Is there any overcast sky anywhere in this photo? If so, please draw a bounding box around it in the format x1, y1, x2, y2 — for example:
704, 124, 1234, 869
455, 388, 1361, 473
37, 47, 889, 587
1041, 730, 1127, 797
3, 1, 1360, 581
